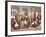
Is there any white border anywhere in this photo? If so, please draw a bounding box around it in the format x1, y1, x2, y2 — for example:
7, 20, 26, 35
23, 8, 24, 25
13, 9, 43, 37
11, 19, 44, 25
8, 2, 44, 35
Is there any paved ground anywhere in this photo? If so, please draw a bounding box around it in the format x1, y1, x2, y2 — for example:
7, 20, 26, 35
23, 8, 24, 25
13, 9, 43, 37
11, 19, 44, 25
11, 25, 41, 32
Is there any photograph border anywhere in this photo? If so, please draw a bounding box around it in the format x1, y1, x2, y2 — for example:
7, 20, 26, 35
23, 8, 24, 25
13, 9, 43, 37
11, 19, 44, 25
5, 1, 45, 36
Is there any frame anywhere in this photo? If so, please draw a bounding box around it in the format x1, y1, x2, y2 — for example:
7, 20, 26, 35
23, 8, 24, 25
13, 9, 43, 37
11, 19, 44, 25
5, 1, 45, 36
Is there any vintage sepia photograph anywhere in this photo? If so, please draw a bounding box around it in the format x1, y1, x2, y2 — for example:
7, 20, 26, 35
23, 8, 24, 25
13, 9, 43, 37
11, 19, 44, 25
6, 1, 45, 36
11, 6, 41, 31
